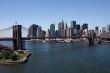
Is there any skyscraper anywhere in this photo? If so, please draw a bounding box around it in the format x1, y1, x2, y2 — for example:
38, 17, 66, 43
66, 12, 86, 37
102, 27, 106, 33
83, 23, 88, 30
55, 30, 59, 37
64, 23, 68, 37
66, 27, 72, 38
107, 24, 110, 33
45, 29, 50, 40
95, 26, 99, 33
37, 26, 42, 38
95, 26, 99, 31
76, 24, 81, 36
71, 20, 76, 29
58, 20, 64, 29
81, 23, 88, 36
50, 24, 55, 37
27, 24, 43, 38
58, 20, 65, 37
76, 24, 80, 30
101, 27, 108, 38
70, 20, 77, 37
27, 24, 38, 38
95, 26, 99, 37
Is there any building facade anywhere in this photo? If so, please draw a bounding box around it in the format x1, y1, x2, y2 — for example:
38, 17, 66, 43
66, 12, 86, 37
27, 24, 38, 38
50, 24, 56, 37
58, 20, 65, 37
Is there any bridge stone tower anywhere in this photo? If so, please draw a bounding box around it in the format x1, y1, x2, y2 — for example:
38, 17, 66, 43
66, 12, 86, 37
87, 30, 95, 45
13, 25, 22, 50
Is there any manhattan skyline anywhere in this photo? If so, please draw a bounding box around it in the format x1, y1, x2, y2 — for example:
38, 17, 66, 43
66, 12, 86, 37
0, 0, 110, 30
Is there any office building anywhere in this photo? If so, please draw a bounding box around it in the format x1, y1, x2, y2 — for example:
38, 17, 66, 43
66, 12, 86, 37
83, 23, 88, 30
45, 29, 50, 37
66, 27, 72, 38
27, 24, 38, 38
58, 20, 64, 29
107, 24, 110, 33
71, 20, 76, 29
70, 20, 77, 37
76, 24, 81, 36
50, 24, 56, 37
37, 26, 42, 38
102, 27, 106, 33
76, 24, 80, 30
55, 30, 59, 37
58, 20, 65, 37
64, 23, 68, 37
95, 26, 99, 36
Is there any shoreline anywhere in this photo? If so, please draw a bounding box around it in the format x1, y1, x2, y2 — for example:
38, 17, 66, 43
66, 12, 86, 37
28, 39, 110, 43
0, 50, 31, 64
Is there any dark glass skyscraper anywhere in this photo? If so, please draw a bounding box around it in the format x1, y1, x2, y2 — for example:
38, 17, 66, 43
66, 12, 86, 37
50, 24, 55, 37
71, 20, 76, 29
76, 24, 80, 30
95, 26, 99, 31
95, 26, 99, 37
27, 24, 38, 38
83, 23, 88, 29
27, 24, 43, 38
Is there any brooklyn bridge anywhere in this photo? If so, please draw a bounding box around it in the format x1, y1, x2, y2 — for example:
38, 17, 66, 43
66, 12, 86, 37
0, 25, 109, 50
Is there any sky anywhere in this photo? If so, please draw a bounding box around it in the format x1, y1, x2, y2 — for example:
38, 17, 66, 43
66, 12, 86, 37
0, 0, 110, 30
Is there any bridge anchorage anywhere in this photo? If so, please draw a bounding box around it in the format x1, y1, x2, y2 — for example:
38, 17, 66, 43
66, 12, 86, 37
87, 30, 95, 45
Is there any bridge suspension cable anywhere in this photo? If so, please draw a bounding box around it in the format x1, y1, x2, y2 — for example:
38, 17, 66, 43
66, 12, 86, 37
22, 26, 28, 37
0, 26, 12, 31
0, 26, 13, 38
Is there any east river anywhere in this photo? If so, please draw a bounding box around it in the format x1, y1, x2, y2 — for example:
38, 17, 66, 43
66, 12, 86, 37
0, 41, 110, 73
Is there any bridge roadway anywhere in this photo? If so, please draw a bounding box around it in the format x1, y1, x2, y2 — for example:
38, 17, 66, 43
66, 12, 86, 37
0, 37, 89, 40
0, 36, 102, 41
0, 37, 14, 41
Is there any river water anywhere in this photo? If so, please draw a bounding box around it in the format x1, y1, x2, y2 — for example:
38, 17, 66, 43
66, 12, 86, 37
0, 41, 110, 73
